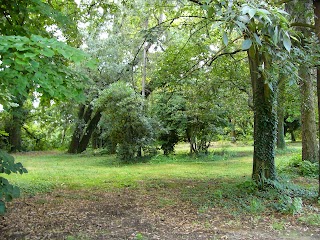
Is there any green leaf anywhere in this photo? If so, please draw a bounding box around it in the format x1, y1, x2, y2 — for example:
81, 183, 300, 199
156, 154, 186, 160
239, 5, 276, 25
242, 39, 252, 50
223, 32, 228, 46
12, 186, 20, 198
248, 9, 257, 19
0, 201, 6, 215
283, 32, 291, 52
235, 20, 247, 31
201, 4, 209, 10
277, 9, 289, 15
24, 52, 38, 58
238, 15, 250, 23
40, 48, 55, 57
30, 60, 40, 69
254, 33, 262, 45
273, 26, 279, 45
207, 7, 214, 18
257, 9, 271, 15
5, 194, 13, 202
15, 58, 29, 66
86, 59, 98, 69
241, 5, 251, 15
57, 49, 73, 59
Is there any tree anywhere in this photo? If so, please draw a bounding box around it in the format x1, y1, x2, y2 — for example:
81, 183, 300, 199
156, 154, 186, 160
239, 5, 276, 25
96, 81, 155, 161
0, 0, 91, 214
173, 0, 294, 183
0, 0, 84, 152
0, 35, 89, 151
67, 0, 166, 153
286, 0, 318, 162
312, 0, 320, 197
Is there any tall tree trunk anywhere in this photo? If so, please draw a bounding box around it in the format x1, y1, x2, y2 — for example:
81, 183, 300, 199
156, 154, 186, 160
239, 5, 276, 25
142, 18, 148, 99
287, 0, 318, 162
313, 0, 320, 197
299, 66, 318, 162
277, 75, 286, 149
248, 46, 277, 183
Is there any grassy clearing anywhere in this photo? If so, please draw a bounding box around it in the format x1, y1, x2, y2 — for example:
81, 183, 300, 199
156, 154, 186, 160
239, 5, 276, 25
2, 142, 320, 239
6, 141, 318, 218
6, 142, 303, 195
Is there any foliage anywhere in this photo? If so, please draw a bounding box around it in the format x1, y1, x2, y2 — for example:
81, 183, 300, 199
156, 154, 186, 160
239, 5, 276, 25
96, 81, 156, 161
280, 154, 320, 178
274, 195, 303, 215
0, 35, 90, 105
0, 0, 81, 45
0, 150, 28, 214
150, 93, 186, 155
0, 0, 93, 215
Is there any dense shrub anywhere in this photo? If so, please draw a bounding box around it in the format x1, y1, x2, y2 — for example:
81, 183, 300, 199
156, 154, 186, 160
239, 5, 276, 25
96, 81, 156, 161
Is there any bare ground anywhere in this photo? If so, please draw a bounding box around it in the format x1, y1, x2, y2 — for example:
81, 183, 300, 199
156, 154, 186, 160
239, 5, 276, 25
1, 186, 319, 240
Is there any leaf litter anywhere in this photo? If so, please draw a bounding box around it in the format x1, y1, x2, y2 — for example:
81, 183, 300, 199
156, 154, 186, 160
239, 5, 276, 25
0, 184, 319, 240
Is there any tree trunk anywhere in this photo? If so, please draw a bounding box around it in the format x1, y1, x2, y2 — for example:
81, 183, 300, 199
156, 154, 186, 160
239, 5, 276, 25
299, 66, 318, 162
230, 118, 237, 143
277, 75, 286, 149
77, 111, 102, 153
312, 0, 320, 197
68, 105, 101, 154
287, 0, 318, 162
7, 115, 22, 152
5, 97, 27, 152
248, 46, 277, 183
68, 105, 86, 153
290, 131, 296, 142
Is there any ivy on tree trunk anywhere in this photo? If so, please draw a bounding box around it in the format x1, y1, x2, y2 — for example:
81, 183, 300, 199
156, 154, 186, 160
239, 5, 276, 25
248, 47, 277, 183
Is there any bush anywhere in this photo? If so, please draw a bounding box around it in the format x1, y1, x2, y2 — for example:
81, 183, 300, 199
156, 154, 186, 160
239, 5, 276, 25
0, 150, 27, 214
96, 81, 156, 162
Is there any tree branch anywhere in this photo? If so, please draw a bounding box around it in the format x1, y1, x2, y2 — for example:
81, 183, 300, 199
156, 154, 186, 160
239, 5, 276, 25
290, 22, 315, 29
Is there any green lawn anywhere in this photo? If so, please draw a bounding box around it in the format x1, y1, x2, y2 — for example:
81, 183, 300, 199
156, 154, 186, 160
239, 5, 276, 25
3, 142, 320, 239
6, 142, 302, 194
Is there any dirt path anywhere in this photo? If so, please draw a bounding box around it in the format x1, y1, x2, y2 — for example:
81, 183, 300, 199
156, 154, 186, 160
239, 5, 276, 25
1, 188, 319, 240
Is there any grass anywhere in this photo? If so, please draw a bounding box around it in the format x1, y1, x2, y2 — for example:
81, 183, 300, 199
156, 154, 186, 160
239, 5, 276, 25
5, 142, 304, 195
2, 142, 319, 239
5, 142, 318, 217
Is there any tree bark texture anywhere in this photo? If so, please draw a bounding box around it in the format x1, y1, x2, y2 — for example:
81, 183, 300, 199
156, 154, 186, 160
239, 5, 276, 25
68, 105, 101, 154
287, 0, 318, 162
312, 0, 320, 197
5, 97, 27, 152
277, 75, 286, 149
299, 66, 318, 162
248, 47, 277, 183
77, 111, 102, 153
